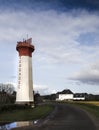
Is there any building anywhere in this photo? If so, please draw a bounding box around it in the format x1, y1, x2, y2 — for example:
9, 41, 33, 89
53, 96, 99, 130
56, 89, 73, 101
73, 93, 85, 101
56, 89, 86, 101
16, 38, 35, 106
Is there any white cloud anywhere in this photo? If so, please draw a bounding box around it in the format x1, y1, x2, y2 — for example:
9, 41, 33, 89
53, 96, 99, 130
0, 9, 99, 94
69, 61, 99, 85
94, 90, 99, 95
33, 84, 56, 95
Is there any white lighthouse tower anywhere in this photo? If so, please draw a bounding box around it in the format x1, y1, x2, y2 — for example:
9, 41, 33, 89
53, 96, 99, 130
16, 38, 35, 106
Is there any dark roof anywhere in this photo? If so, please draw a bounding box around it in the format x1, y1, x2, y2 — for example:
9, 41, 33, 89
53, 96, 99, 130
57, 89, 73, 94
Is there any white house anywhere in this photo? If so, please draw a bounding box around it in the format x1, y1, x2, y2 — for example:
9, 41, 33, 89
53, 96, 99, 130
56, 89, 86, 101
56, 89, 73, 101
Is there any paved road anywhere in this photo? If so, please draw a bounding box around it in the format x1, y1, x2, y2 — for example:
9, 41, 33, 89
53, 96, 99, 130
13, 103, 97, 130
37, 103, 96, 130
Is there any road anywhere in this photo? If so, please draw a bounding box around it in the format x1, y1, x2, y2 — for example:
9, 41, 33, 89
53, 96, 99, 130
12, 103, 97, 130
39, 103, 96, 130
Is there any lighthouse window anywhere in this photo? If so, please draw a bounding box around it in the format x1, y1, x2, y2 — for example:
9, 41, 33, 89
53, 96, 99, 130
18, 81, 20, 84
19, 56, 21, 63
19, 64, 21, 67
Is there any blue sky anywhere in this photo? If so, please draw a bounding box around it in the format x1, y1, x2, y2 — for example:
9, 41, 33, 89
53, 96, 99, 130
0, 0, 99, 95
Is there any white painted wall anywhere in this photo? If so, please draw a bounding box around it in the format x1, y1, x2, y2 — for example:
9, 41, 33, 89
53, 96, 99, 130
56, 94, 73, 101
73, 97, 85, 100
16, 56, 34, 103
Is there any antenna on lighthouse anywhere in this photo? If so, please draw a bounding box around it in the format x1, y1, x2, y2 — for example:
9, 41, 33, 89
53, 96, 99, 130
26, 34, 32, 44
26, 38, 32, 44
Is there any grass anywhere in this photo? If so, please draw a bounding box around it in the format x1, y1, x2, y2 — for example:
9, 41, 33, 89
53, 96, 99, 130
69, 101, 99, 118
78, 101, 99, 106
0, 104, 54, 122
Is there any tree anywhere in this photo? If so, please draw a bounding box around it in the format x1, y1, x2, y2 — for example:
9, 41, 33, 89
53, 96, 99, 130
0, 83, 15, 104
34, 92, 43, 104
0, 83, 15, 94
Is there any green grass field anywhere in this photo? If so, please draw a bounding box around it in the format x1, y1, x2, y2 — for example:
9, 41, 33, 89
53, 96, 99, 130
70, 101, 99, 118
0, 104, 54, 122
73, 101, 99, 106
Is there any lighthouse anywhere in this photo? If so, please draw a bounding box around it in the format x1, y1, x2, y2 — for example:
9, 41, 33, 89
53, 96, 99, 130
16, 38, 35, 106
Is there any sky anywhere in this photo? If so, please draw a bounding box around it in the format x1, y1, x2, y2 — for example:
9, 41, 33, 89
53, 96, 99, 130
0, 0, 99, 95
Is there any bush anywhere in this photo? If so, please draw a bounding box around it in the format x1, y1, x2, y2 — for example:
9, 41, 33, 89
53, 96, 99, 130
0, 104, 31, 112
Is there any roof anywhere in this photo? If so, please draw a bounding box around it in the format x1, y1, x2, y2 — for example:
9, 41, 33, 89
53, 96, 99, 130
57, 89, 73, 94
